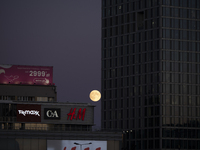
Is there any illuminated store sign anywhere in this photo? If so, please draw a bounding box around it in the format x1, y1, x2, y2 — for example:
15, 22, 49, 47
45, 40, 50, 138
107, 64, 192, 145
44, 108, 60, 120
17, 104, 41, 122
47, 140, 107, 150
18, 110, 40, 116
67, 108, 86, 121
64, 147, 101, 150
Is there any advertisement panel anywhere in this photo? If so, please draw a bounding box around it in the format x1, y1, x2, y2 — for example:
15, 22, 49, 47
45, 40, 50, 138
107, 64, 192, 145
44, 108, 61, 120
0, 64, 53, 85
47, 140, 107, 150
17, 104, 41, 122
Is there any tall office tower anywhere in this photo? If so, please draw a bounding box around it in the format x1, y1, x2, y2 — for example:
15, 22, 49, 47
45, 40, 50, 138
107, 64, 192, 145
101, 0, 200, 149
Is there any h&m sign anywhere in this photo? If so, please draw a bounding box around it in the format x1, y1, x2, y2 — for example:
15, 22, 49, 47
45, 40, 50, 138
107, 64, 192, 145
67, 108, 86, 121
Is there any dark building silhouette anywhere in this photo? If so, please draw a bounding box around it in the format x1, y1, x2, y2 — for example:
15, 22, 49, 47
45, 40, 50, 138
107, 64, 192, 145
101, 0, 200, 149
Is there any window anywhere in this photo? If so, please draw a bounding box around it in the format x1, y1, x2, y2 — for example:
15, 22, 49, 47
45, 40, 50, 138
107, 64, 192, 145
137, 12, 144, 30
48, 97, 54, 102
37, 97, 48, 102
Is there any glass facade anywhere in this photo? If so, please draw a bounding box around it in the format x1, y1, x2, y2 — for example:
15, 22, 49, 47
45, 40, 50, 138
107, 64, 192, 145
101, 0, 200, 149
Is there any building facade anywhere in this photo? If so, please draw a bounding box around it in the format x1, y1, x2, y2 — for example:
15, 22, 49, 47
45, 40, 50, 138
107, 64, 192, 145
101, 0, 200, 149
0, 101, 95, 131
0, 100, 119, 150
0, 64, 122, 150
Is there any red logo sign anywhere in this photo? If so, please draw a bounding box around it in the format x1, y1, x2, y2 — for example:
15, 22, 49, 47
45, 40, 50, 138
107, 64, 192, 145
67, 108, 86, 121
63, 147, 101, 150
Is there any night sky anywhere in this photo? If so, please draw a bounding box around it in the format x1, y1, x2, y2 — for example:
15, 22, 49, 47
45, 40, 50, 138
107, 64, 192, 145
0, 1, 101, 128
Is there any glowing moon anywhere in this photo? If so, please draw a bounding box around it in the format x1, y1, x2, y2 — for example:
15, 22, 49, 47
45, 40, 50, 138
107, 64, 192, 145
89, 90, 101, 102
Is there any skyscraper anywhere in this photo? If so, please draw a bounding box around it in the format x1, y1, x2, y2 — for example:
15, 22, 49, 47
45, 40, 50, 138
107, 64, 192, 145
101, 0, 200, 149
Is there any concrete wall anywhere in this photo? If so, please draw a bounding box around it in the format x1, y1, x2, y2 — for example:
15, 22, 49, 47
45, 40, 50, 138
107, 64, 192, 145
0, 84, 57, 100
107, 140, 120, 150
0, 138, 46, 150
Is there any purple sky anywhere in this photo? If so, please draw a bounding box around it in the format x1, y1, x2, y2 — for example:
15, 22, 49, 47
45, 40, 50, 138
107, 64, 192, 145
0, 1, 101, 128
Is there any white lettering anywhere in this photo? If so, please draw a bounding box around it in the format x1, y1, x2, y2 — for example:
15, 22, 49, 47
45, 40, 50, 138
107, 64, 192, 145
46, 110, 59, 118
18, 110, 40, 116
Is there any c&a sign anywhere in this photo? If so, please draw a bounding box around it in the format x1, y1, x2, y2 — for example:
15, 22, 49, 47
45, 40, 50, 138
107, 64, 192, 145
44, 108, 61, 120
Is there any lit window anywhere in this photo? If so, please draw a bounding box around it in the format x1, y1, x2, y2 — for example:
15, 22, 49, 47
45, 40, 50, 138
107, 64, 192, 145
37, 97, 48, 102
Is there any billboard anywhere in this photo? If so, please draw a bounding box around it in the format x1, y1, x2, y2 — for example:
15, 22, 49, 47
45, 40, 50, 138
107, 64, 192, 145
0, 64, 53, 85
17, 104, 41, 122
47, 140, 107, 150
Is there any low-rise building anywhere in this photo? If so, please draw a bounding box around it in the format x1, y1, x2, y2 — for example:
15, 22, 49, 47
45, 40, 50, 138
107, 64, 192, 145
0, 65, 121, 150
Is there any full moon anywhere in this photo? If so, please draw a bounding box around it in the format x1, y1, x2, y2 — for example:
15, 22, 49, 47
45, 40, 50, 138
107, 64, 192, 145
89, 90, 101, 102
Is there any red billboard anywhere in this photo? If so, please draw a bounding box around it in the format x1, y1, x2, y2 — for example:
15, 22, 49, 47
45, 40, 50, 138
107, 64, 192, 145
0, 65, 53, 85
17, 104, 41, 122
